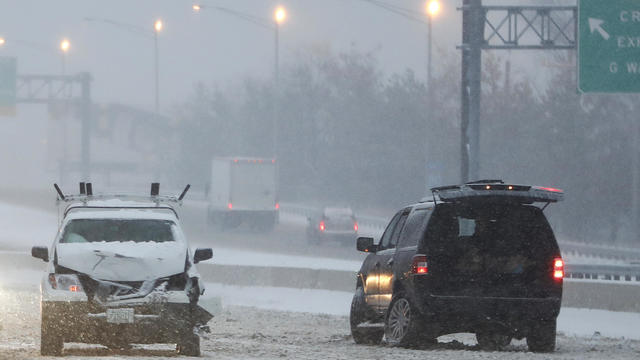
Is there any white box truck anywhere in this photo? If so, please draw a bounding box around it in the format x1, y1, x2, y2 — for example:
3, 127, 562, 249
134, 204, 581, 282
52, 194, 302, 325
207, 157, 278, 230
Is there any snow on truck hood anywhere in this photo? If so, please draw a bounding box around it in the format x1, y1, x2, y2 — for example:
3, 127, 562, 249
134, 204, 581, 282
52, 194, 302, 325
56, 241, 187, 281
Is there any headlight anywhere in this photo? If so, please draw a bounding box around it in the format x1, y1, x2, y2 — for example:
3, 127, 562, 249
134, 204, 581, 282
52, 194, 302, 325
48, 273, 84, 292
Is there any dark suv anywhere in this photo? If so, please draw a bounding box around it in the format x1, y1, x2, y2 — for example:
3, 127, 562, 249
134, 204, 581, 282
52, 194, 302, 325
350, 180, 564, 352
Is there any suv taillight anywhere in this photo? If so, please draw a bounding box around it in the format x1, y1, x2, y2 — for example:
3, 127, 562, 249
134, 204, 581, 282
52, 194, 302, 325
411, 255, 428, 275
319, 221, 325, 232
553, 257, 564, 279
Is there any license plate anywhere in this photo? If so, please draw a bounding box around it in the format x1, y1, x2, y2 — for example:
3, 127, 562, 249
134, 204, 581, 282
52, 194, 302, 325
106, 308, 134, 324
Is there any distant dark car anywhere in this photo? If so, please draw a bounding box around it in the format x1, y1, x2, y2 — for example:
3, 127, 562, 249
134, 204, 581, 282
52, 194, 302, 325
350, 180, 564, 352
307, 207, 358, 245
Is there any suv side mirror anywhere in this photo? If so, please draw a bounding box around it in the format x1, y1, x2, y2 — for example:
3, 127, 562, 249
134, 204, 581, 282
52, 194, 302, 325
356, 237, 377, 253
31, 246, 49, 262
194, 248, 213, 264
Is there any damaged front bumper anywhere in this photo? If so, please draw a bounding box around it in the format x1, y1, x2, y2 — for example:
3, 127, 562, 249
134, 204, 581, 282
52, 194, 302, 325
41, 274, 214, 345
42, 300, 211, 345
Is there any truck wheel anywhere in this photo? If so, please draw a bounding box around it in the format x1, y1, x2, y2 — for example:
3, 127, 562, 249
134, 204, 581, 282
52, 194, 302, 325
177, 331, 200, 357
350, 287, 383, 345
41, 316, 63, 356
527, 320, 556, 353
476, 332, 512, 350
384, 293, 421, 347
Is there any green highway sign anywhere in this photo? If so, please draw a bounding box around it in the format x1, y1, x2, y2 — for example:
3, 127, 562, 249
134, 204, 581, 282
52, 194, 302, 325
578, 0, 640, 93
0, 56, 17, 116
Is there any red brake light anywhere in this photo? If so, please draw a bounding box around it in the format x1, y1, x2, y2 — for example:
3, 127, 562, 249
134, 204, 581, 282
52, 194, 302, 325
411, 255, 428, 275
537, 186, 563, 193
353, 222, 358, 232
319, 221, 325, 232
227, 203, 233, 210
69, 285, 79, 292
275, 203, 280, 210
553, 257, 564, 279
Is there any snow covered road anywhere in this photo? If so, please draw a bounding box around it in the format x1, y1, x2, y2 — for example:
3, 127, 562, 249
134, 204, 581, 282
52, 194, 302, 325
1, 200, 640, 358
1, 284, 640, 359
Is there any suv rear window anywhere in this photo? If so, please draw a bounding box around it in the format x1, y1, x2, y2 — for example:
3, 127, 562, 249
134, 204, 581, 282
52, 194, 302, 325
60, 219, 176, 243
426, 203, 558, 275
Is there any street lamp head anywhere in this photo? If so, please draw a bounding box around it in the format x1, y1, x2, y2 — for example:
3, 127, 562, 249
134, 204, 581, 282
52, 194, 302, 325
274, 6, 286, 24
0, 37, 5, 46
427, 0, 440, 17
154, 19, 163, 32
60, 38, 70, 53
192, 4, 201, 13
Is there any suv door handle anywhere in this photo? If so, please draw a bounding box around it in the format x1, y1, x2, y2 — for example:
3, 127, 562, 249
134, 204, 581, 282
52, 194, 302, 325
387, 258, 394, 266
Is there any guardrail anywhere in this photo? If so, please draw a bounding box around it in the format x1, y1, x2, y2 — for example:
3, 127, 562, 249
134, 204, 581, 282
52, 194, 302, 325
560, 241, 640, 262
565, 263, 640, 282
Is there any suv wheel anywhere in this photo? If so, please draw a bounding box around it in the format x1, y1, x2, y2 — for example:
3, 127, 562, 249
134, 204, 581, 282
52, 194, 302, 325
526, 320, 556, 353
177, 331, 201, 357
385, 293, 420, 347
350, 287, 383, 345
476, 332, 512, 350
41, 316, 63, 356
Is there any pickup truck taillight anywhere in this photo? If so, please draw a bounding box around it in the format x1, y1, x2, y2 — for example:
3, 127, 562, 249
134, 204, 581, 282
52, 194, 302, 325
411, 255, 428, 275
553, 257, 564, 279
49, 273, 84, 292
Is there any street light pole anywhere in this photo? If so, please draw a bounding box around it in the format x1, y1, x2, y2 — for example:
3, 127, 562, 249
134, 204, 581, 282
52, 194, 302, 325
424, 1, 439, 189
154, 19, 162, 115
275, 21, 280, 83
427, 12, 433, 91
274, 7, 286, 158
426, 0, 440, 104
154, 31, 159, 114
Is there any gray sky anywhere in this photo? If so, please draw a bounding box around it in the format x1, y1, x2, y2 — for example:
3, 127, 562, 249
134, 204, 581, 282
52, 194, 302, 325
0, 0, 467, 111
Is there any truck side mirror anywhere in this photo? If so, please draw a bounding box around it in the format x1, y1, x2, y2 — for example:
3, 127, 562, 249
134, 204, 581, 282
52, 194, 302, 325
31, 246, 49, 262
194, 248, 213, 264
356, 237, 377, 253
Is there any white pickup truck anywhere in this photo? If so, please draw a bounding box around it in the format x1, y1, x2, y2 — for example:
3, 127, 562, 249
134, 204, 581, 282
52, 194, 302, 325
31, 183, 214, 356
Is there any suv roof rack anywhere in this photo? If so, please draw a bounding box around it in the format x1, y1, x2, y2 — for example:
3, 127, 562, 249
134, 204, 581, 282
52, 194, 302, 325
430, 181, 563, 205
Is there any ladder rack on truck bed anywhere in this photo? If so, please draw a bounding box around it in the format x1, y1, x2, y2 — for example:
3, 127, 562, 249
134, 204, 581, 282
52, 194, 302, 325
54, 182, 191, 219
